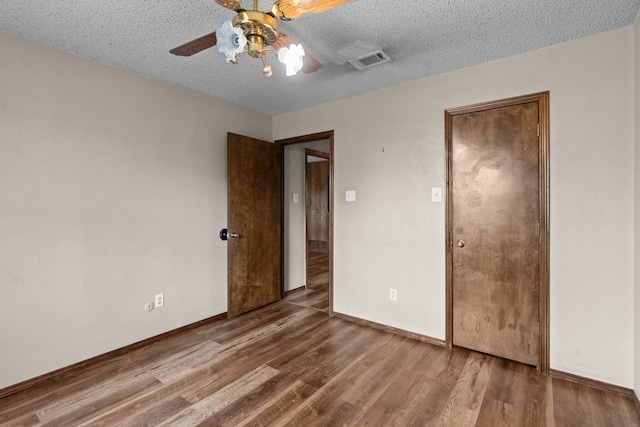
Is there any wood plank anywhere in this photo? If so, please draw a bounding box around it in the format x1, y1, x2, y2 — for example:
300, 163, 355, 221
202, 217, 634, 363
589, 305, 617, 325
397, 348, 474, 426
586, 386, 640, 426
274, 335, 400, 425
434, 352, 495, 426
475, 357, 553, 426
353, 343, 455, 426
212, 375, 314, 426
199, 301, 303, 344
157, 366, 280, 426
285, 288, 328, 311
37, 375, 162, 425
80, 394, 191, 427
176, 309, 329, 404
268, 322, 385, 389
553, 376, 595, 426
0, 356, 137, 423
306, 250, 330, 290
76, 382, 193, 426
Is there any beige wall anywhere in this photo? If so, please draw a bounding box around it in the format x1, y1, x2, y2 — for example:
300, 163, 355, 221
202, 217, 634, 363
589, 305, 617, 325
284, 145, 306, 292
0, 31, 272, 389
274, 27, 636, 387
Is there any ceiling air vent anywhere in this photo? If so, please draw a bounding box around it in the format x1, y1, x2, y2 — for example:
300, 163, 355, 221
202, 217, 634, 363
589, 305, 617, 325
348, 50, 391, 70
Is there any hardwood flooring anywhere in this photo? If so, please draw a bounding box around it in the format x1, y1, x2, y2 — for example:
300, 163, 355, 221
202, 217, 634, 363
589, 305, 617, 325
1, 300, 639, 426
305, 250, 330, 291
285, 250, 330, 312
284, 287, 329, 313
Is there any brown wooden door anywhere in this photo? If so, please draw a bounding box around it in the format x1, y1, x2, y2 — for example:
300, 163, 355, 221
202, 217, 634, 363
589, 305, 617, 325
227, 133, 283, 318
449, 101, 541, 366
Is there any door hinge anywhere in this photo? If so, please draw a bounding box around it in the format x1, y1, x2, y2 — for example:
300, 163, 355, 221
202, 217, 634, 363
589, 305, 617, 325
537, 123, 540, 137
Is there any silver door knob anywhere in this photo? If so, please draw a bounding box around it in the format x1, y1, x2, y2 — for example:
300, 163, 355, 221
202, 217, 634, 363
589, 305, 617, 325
457, 240, 465, 248
230, 232, 240, 238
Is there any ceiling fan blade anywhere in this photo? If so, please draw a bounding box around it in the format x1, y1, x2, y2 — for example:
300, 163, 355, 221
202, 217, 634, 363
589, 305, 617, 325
273, 34, 323, 74
274, 0, 355, 20
170, 32, 218, 57
214, 0, 244, 12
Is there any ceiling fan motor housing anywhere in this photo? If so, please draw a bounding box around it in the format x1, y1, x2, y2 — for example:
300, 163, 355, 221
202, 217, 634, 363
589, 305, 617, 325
232, 11, 279, 57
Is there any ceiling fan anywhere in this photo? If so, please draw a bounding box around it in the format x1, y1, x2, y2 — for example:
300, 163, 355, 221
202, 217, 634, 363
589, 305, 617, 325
170, 0, 354, 76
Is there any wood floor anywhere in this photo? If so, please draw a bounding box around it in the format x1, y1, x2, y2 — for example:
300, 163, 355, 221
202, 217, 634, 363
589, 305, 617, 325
305, 250, 330, 291
284, 250, 330, 313
2, 297, 639, 426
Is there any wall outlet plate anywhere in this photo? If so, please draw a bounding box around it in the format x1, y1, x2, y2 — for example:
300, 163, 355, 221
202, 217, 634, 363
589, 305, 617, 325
389, 288, 397, 301
155, 293, 164, 307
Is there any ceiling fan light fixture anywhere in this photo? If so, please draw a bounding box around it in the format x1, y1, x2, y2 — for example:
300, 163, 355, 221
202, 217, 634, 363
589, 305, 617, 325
278, 43, 305, 76
216, 20, 247, 62
170, 0, 343, 76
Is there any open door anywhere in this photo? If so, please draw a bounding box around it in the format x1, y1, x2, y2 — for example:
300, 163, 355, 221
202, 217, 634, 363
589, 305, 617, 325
227, 133, 283, 318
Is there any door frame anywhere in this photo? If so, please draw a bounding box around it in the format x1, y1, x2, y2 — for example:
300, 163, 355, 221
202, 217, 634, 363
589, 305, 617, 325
444, 92, 550, 374
277, 131, 335, 315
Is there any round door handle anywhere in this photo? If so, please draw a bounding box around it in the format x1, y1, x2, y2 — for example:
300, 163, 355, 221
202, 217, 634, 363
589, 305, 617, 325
457, 240, 465, 248
219, 228, 240, 240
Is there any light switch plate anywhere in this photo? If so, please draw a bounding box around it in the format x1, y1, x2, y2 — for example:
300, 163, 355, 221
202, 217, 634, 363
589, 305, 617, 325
431, 187, 442, 202
292, 192, 299, 204
346, 190, 356, 202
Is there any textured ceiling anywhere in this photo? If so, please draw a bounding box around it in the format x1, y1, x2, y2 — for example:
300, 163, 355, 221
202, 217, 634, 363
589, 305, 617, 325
1, 0, 639, 116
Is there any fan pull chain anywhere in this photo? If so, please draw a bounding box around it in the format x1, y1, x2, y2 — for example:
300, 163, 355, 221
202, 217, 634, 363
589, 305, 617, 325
260, 54, 273, 76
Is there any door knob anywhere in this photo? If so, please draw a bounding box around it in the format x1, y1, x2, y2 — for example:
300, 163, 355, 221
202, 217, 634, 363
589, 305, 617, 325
457, 240, 465, 248
220, 228, 240, 241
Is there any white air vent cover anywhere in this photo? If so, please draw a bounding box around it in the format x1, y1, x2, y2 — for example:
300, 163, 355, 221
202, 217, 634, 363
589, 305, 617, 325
348, 50, 391, 70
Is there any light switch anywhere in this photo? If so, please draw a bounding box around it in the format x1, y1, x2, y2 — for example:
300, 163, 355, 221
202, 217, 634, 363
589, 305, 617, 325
346, 190, 356, 202
292, 192, 299, 204
431, 187, 442, 202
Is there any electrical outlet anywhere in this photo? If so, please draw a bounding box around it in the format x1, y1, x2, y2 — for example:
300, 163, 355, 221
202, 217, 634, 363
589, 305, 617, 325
155, 293, 164, 308
389, 288, 397, 302
145, 302, 154, 312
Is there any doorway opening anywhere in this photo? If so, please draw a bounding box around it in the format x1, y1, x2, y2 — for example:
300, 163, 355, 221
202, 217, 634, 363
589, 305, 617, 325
278, 131, 334, 314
